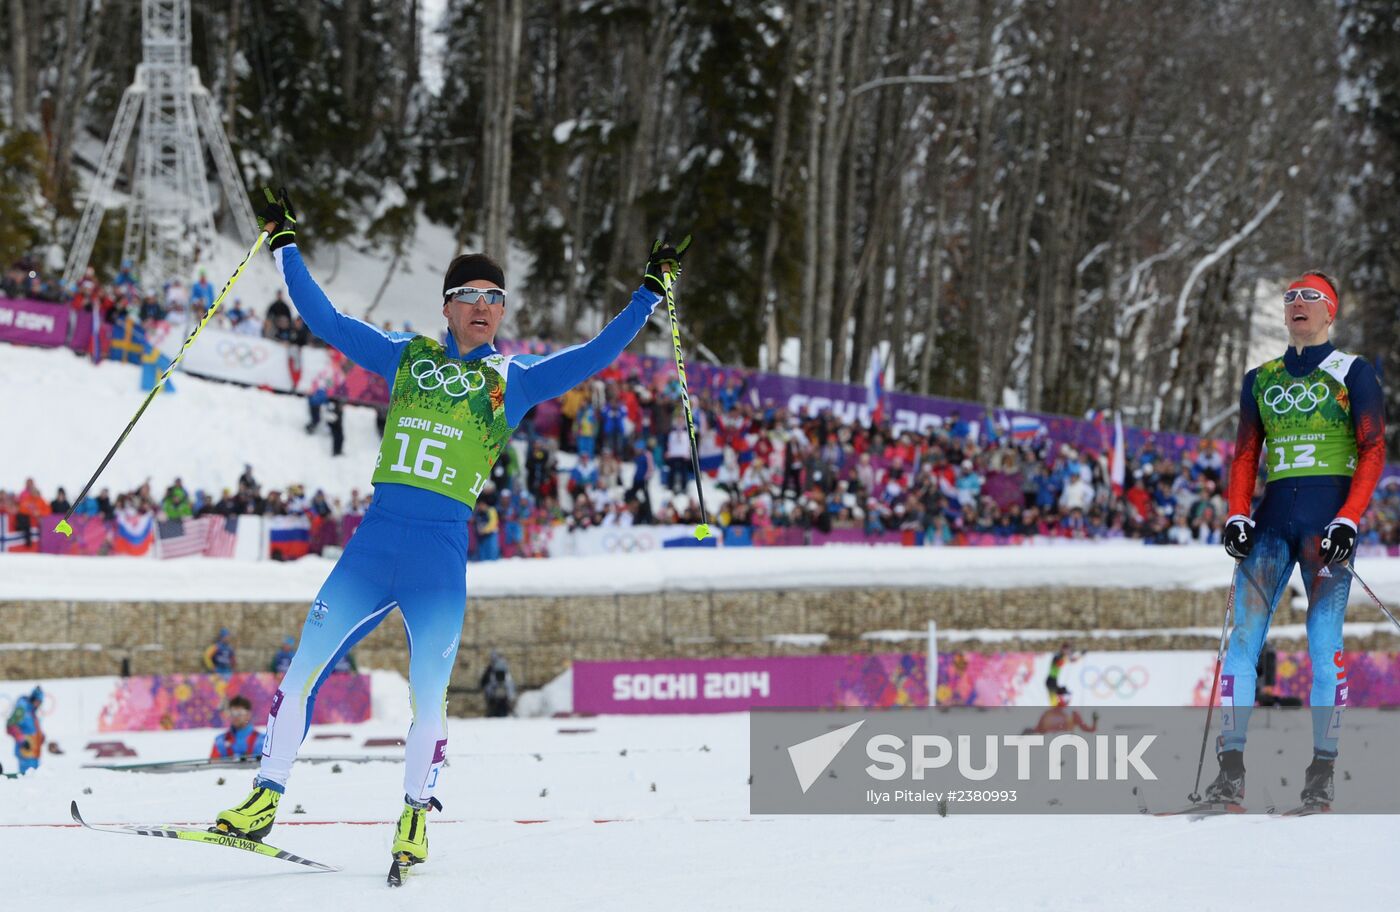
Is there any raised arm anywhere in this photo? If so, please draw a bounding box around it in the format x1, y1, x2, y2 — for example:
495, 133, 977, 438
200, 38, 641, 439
258, 187, 407, 382
272, 245, 406, 382
503, 286, 661, 427
503, 234, 689, 427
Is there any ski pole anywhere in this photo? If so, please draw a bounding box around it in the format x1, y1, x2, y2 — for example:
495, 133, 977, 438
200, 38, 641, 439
1189, 563, 1239, 802
660, 262, 711, 541
55, 230, 270, 537
1346, 564, 1400, 635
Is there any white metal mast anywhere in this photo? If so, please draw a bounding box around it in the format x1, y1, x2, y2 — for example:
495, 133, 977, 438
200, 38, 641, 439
63, 0, 257, 290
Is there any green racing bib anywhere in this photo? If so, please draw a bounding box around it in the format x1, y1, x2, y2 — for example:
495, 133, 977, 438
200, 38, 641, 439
370, 336, 513, 507
1252, 352, 1358, 482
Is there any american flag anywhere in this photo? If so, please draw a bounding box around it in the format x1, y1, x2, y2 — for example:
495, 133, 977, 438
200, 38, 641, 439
155, 516, 216, 559
204, 515, 239, 558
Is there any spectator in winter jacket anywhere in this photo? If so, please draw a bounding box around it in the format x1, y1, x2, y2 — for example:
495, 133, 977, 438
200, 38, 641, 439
480, 652, 516, 717
211, 695, 265, 760
17, 479, 50, 522
161, 479, 193, 519
203, 628, 236, 675
270, 636, 297, 675
6, 686, 44, 774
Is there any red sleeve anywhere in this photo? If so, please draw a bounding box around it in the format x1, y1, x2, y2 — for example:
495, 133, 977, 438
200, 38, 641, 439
1337, 360, 1387, 525
1228, 370, 1264, 518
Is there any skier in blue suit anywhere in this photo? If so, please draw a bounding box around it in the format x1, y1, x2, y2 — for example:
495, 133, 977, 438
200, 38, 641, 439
215, 188, 689, 871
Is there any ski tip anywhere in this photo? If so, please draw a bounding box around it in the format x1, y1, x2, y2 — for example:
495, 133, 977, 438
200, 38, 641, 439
70, 800, 83, 824
387, 858, 403, 888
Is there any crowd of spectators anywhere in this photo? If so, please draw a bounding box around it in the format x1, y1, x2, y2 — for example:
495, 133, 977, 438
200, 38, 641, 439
6, 258, 1399, 555
8, 375, 1399, 558
6, 259, 415, 345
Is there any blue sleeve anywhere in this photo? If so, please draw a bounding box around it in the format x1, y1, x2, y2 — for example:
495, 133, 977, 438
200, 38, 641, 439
271, 245, 411, 383
503, 285, 662, 427
212, 736, 230, 759
253, 731, 266, 757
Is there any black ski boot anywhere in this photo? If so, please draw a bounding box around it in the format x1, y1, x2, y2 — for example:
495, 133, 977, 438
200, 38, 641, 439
1300, 756, 1335, 810
1202, 749, 1246, 805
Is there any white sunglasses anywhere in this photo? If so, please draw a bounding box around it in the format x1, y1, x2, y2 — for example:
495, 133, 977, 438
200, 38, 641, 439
445, 286, 506, 306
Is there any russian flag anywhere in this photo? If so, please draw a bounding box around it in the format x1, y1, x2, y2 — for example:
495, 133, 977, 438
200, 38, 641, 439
267, 515, 311, 560
113, 510, 154, 556
865, 347, 886, 427
1009, 414, 1044, 442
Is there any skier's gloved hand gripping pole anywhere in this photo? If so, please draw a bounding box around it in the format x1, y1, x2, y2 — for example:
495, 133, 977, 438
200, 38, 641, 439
55, 223, 271, 537
648, 234, 710, 541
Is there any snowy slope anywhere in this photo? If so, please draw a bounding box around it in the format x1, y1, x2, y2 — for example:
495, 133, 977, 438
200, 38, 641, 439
2, 711, 1396, 911
0, 342, 383, 502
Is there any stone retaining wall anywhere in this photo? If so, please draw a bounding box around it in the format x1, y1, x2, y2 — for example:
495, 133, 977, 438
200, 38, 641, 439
3, 586, 1397, 697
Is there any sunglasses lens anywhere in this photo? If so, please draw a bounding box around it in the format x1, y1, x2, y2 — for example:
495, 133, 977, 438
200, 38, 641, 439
452, 289, 504, 305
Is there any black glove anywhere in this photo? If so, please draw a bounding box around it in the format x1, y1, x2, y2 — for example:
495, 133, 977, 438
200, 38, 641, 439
1223, 515, 1254, 561
642, 233, 692, 295
1319, 520, 1356, 566
257, 187, 298, 251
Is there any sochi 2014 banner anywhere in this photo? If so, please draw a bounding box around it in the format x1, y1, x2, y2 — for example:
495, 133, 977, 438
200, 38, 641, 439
576, 651, 1400, 714
0, 298, 68, 347
574, 655, 929, 714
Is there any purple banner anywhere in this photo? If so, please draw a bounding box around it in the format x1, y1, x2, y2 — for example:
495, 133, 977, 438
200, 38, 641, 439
573, 654, 928, 714
495, 342, 1222, 465
0, 298, 68, 347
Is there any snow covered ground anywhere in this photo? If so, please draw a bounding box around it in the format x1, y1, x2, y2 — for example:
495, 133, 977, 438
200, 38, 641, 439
3, 709, 1396, 911
5, 544, 1400, 607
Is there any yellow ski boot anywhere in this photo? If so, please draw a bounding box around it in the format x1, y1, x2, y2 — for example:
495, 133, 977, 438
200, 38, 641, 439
214, 784, 281, 841
391, 796, 442, 868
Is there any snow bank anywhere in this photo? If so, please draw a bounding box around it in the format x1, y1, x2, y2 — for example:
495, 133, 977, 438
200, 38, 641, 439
4, 544, 1400, 605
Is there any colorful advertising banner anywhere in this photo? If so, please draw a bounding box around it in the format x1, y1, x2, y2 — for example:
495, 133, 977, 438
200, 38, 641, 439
0, 298, 68, 347
573, 654, 928, 714
576, 651, 1400, 714
97, 672, 370, 732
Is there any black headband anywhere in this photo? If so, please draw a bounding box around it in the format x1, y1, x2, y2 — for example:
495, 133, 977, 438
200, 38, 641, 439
443, 253, 506, 295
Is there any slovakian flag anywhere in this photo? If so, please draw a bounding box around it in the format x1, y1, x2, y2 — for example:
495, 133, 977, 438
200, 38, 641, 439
865, 347, 886, 427
267, 515, 311, 561
1110, 410, 1126, 497
113, 510, 155, 556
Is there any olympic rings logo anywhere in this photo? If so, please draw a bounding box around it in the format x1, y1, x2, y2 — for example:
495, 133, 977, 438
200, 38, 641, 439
411, 359, 485, 397
1078, 665, 1149, 699
1262, 382, 1329, 415
601, 532, 656, 553
216, 340, 269, 367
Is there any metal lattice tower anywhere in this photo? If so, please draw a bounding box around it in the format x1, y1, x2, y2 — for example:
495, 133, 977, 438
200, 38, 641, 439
63, 0, 256, 290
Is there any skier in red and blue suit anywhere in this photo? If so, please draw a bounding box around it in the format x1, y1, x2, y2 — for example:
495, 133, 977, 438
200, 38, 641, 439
1205, 271, 1385, 810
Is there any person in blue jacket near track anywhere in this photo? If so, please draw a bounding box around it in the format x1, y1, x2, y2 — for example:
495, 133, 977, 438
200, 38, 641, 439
6, 687, 44, 775
211, 695, 265, 760
214, 188, 689, 872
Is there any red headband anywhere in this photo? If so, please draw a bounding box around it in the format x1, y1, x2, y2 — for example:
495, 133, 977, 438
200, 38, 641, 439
1288, 275, 1338, 320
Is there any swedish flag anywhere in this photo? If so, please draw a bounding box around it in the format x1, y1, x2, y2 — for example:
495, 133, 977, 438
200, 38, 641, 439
109, 315, 147, 364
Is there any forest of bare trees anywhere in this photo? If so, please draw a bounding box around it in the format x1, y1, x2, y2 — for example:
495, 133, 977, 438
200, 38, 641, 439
2, 0, 1397, 450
